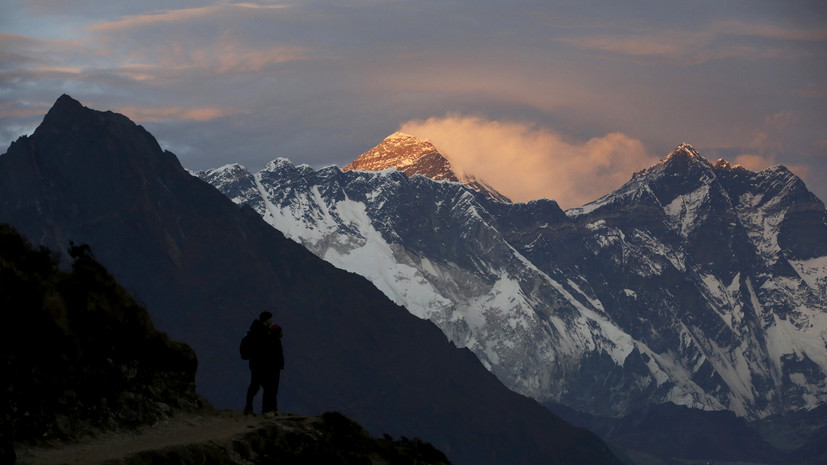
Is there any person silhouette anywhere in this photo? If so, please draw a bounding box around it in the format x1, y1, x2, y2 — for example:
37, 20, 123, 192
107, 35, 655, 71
243, 311, 284, 416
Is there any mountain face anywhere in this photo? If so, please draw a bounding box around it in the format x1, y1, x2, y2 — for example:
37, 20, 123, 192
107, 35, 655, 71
0, 95, 622, 465
200, 141, 827, 422
564, 144, 827, 417
344, 132, 511, 203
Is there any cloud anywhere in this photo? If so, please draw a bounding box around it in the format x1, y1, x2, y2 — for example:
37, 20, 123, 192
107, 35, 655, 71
559, 33, 693, 58
733, 153, 775, 171
115, 105, 242, 122
0, 100, 49, 119
0, 30, 308, 84
129, 38, 309, 76
763, 111, 795, 129
87, 7, 218, 32
399, 115, 657, 208
711, 20, 827, 42
87, 3, 291, 32
559, 18, 825, 64
734, 153, 812, 181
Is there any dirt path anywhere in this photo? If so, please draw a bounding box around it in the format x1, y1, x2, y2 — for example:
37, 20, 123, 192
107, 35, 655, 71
15, 410, 290, 465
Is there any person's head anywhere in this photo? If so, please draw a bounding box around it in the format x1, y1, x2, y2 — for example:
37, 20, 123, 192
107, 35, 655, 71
259, 311, 273, 325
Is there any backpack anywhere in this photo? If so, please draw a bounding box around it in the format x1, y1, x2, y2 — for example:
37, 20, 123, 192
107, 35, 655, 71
240, 332, 254, 360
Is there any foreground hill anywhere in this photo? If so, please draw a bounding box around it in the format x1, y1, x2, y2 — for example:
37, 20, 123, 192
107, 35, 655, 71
0, 95, 621, 465
0, 225, 449, 465
0, 224, 201, 457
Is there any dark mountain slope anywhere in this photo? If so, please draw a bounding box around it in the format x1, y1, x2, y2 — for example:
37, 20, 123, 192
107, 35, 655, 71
0, 95, 621, 465
0, 224, 200, 461
0, 226, 446, 465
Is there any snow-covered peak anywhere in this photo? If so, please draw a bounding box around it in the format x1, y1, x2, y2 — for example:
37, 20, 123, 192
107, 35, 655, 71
263, 157, 293, 170
658, 142, 713, 168
200, 163, 247, 176
195, 164, 252, 187
571, 143, 722, 217
194, 163, 257, 204
344, 132, 446, 175
671, 142, 702, 158
344, 132, 511, 202
386, 131, 428, 144
713, 158, 744, 171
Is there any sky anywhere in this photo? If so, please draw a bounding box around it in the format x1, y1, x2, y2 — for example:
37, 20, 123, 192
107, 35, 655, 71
1, 0, 826, 209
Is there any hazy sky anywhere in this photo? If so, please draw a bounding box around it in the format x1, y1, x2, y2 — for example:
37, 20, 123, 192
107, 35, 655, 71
1, 0, 826, 208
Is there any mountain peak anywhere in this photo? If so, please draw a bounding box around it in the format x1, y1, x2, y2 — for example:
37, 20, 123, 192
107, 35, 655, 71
386, 131, 425, 143
344, 132, 511, 202
40, 94, 88, 128
713, 158, 744, 171
52, 93, 84, 111
36, 93, 141, 143
343, 132, 454, 180
629, 142, 712, 182
666, 142, 704, 162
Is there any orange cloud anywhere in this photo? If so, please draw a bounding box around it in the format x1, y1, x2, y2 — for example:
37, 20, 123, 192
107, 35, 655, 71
88, 3, 291, 32
116, 105, 242, 123
0, 101, 51, 119
711, 20, 827, 42
559, 34, 691, 57
399, 115, 658, 209
101, 39, 307, 80
88, 7, 220, 32
733, 153, 773, 171
186, 39, 306, 74
734, 153, 812, 181
559, 19, 823, 64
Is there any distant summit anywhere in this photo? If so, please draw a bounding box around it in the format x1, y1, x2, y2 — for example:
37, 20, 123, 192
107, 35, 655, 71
644, 142, 746, 174
345, 132, 511, 203
667, 142, 704, 160
344, 132, 456, 181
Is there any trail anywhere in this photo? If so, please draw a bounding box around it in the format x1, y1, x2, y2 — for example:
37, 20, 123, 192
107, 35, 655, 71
15, 410, 300, 465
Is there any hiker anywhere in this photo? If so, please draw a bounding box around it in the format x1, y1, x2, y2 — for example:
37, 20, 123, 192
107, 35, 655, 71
243, 311, 284, 416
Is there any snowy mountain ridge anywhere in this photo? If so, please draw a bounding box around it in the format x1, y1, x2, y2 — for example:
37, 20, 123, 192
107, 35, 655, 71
198, 141, 827, 420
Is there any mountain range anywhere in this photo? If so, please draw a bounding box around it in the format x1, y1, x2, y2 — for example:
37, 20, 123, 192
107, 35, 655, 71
0, 95, 621, 465
198, 132, 827, 425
